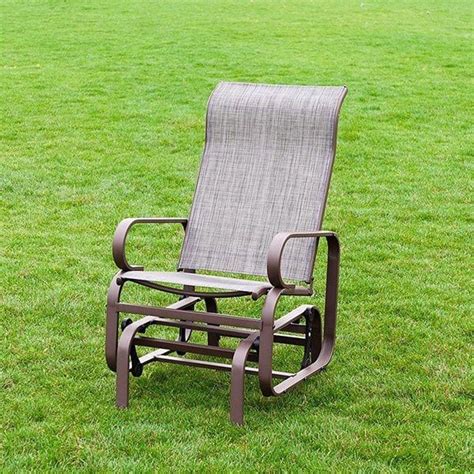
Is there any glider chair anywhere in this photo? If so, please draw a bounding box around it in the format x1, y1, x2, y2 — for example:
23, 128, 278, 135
106, 82, 347, 425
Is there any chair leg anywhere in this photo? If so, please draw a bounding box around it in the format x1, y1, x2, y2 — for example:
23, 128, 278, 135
230, 333, 259, 425
116, 316, 156, 408
116, 346, 130, 408
176, 296, 195, 355
205, 297, 220, 347
106, 273, 124, 372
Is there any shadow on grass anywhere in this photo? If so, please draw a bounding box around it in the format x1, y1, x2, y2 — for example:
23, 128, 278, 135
121, 358, 342, 427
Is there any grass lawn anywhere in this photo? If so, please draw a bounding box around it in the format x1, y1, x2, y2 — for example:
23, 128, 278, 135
1, 0, 472, 471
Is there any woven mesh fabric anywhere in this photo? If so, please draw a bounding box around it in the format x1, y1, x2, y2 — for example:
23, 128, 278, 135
179, 82, 346, 281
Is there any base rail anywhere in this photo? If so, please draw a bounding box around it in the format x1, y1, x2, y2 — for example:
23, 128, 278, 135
114, 301, 317, 411
140, 353, 293, 379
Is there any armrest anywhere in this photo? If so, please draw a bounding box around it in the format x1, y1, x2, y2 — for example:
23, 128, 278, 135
267, 231, 339, 288
112, 218, 188, 271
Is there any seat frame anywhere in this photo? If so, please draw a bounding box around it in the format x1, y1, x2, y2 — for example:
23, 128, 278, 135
106, 218, 339, 425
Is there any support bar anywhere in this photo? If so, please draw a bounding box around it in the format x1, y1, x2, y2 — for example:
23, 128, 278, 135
126, 316, 305, 346
134, 336, 259, 362
147, 354, 293, 379
139, 318, 253, 338
117, 303, 261, 329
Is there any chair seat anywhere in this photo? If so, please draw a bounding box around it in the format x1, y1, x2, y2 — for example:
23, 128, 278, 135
122, 271, 273, 295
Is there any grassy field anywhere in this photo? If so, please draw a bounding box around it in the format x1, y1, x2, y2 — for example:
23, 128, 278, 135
1, 0, 472, 471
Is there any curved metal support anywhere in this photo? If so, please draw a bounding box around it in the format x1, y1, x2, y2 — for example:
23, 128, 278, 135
106, 272, 124, 372
113, 217, 187, 272
258, 288, 284, 396
267, 230, 338, 288
259, 233, 340, 396
122, 277, 252, 299
116, 316, 157, 408
230, 333, 260, 425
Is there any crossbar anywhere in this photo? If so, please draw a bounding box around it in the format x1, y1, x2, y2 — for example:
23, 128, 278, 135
129, 317, 305, 346
134, 336, 259, 362
141, 318, 253, 338
117, 303, 261, 329
145, 353, 293, 379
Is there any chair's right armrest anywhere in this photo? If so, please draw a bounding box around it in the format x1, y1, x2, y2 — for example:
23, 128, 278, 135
267, 231, 339, 289
112, 218, 188, 271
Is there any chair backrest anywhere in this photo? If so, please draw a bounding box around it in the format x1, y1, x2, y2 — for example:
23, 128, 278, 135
179, 82, 347, 282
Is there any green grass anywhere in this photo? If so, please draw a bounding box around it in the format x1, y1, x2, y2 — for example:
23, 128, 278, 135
1, 0, 473, 471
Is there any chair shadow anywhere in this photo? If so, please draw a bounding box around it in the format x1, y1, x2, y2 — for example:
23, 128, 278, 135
124, 356, 339, 427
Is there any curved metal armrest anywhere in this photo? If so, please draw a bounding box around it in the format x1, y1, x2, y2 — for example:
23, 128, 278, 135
113, 218, 188, 271
267, 231, 339, 289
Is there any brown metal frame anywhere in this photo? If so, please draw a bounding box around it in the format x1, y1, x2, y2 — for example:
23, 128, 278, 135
106, 218, 339, 425
105, 85, 347, 425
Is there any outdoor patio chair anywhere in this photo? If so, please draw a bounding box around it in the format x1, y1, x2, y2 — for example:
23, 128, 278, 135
106, 82, 347, 425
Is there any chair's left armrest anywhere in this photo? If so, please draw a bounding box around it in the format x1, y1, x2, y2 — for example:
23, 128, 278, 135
113, 218, 188, 271
267, 231, 339, 288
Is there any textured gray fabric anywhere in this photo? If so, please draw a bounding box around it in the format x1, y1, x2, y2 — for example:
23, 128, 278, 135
179, 82, 346, 281
122, 271, 272, 293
